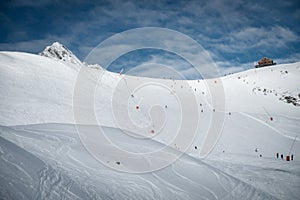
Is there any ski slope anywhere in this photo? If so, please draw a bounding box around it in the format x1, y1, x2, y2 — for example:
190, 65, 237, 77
0, 124, 275, 200
0, 43, 299, 199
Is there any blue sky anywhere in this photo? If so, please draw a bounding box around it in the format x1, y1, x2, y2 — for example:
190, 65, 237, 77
0, 0, 299, 78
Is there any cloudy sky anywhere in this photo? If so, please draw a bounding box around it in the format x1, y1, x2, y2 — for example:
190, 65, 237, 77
0, 0, 299, 78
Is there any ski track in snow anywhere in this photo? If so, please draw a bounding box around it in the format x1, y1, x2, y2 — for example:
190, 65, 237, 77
0, 124, 278, 200
239, 112, 300, 140
205, 155, 300, 199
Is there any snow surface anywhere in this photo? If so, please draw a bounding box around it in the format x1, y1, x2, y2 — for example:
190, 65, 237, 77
0, 44, 300, 199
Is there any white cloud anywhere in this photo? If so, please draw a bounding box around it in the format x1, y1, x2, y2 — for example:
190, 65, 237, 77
217, 26, 299, 53
216, 61, 253, 76
83, 27, 221, 78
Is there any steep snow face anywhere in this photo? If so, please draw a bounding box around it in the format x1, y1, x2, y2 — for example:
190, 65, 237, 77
40, 42, 82, 66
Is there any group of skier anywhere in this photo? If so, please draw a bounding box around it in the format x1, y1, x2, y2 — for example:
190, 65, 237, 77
276, 152, 294, 161
255, 149, 294, 161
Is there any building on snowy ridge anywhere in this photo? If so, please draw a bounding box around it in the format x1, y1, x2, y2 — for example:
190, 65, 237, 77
255, 57, 276, 68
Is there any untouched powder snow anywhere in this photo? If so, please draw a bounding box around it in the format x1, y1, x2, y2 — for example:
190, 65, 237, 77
0, 46, 300, 199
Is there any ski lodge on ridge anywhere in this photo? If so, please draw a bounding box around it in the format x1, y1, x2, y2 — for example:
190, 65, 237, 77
255, 57, 276, 68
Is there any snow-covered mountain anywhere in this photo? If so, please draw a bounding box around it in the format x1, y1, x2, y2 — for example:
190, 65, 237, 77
0, 43, 299, 199
39, 42, 82, 66
39, 42, 102, 70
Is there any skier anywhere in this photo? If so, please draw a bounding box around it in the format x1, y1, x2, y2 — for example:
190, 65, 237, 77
276, 153, 279, 159
281, 154, 283, 159
291, 154, 294, 161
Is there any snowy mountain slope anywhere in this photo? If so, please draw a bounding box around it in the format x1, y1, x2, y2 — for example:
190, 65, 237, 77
205, 63, 300, 157
0, 52, 77, 125
2, 50, 296, 160
222, 63, 300, 117
1, 51, 299, 128
0, 136, 94, 200
0, 46, 300, 199
0, 124, 276, 200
